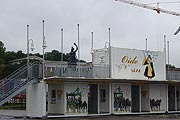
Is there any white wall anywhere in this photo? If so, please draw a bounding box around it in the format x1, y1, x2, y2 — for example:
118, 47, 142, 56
149, 84, 167, 111
112, 83, 131, 113
26, 81, 46, 118
92, 48, 109, 65
141, 85, 150, 112
92, 48, 110, 78
64, 82, 88, 115
48, 83, 64, 114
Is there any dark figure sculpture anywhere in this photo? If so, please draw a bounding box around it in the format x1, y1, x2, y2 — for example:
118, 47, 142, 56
68, 43, 78, 65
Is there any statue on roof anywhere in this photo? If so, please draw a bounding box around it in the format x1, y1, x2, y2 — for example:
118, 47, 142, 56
68, 43, 78, 65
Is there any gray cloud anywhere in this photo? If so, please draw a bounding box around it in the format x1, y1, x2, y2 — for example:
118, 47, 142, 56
0, 0, 180, 67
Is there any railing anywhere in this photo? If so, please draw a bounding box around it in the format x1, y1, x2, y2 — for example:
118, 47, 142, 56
0, 62, 42, 106
44, 62, 110, 78
166, 69, 180, 80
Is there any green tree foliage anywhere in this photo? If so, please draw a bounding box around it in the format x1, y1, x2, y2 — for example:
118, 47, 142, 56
33, 53, 42, 58
44, 49, 85, 62
45, 50, 68, 61
16, 51, 26, 59
0, 41, 6, 79
166, 64, 176, 68
4, 51, 17, 64
0, 64, 6, 79
3, 51, 26, 64
0, 41, 6, 64
0, 41, 27, 79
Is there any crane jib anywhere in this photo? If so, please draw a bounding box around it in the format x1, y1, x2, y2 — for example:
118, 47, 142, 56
115, 0, 180, 17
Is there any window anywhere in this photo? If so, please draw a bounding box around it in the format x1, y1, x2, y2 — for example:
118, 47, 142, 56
51, 90, 56, 104
100, 89, 106, 102
51, 90, 56, 98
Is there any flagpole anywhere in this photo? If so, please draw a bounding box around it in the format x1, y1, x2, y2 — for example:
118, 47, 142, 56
108, 28, 111, 78
27, 25, 29, 78
164, 35, 168, 113
91, 32, 93, 50
91, 31, 94, 77
145, 38, 148, 51
42, 20, 47, 80
61, 28, 63, 76
77, 24, 80, 77
167, 40, 170, 79
164, 35, 166, 69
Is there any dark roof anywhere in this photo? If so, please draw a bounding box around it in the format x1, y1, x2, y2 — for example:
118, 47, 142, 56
44, 76, 180, 85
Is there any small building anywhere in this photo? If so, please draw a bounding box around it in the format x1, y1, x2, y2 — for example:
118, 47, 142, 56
26, 47, 180, 118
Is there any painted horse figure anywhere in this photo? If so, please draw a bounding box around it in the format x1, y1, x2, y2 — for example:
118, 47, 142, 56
82, 101, 87, 112
75, 98, 82, 112
125, 98, 131, 111
118, 98, 131, 111
150, 99, 162, 111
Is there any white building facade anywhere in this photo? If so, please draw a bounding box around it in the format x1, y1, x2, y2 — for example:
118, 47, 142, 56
26, 47, 180, 118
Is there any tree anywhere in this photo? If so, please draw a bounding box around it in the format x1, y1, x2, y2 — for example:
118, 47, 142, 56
0, 64, 6, 79
0, 41, 6, 64
16, 50, 26, 59
4, 51, 16, 64
45, 50, 68, 61
166, 64, 175, 68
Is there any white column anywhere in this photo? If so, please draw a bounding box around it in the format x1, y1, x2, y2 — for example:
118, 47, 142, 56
26, 81, 46, 118
109, 83, 112, 114
166, 84, 169, 112
175, 86, 177, 111
139, 85, 142, 112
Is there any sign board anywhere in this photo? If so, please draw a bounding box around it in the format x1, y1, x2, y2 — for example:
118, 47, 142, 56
111, 47, 165, 80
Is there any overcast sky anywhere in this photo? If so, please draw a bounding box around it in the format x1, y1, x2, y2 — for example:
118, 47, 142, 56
0, 0, 180, 67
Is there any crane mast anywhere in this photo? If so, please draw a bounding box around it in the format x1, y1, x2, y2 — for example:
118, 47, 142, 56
115, 0, 180, 16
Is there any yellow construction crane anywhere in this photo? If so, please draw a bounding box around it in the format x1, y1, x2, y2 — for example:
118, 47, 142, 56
115, 0, 180, 16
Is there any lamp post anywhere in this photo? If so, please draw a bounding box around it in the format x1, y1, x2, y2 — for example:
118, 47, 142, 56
104, 42, 109, 48
27, 25, 34, 78
42, 20, 47, 80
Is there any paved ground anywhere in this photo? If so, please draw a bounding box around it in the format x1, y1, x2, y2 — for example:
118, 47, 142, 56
56, 114, 180, 120
0, 110, 180, 120
0, 110, 26, 120
0, 110, 26, 117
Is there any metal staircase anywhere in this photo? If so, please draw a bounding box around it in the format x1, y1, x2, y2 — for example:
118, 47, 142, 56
0, 62, 42, 106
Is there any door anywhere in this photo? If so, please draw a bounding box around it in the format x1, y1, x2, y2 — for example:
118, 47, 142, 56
88, 84, 98, 114
168, 86, 175, 111
131, 85, 140, 112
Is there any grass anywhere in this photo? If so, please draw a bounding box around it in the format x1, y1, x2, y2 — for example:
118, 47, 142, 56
0, 103, 26, 110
